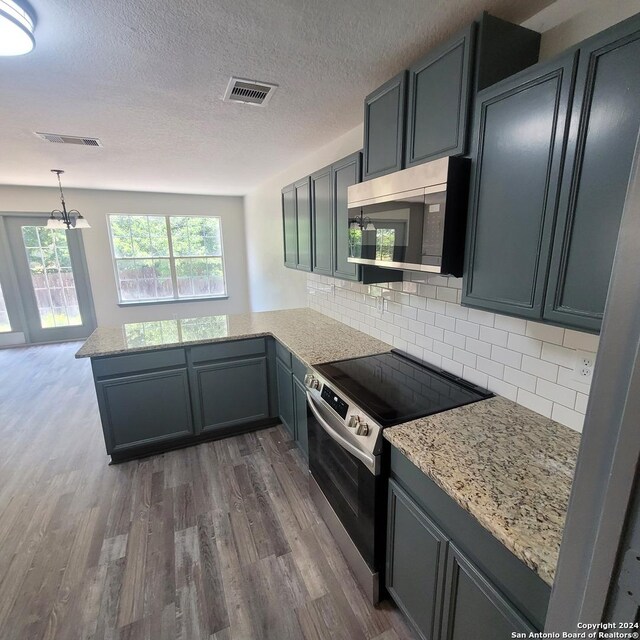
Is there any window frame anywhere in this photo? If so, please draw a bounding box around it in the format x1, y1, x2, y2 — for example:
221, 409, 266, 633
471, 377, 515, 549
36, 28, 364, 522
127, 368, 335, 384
107, 213, 228, 305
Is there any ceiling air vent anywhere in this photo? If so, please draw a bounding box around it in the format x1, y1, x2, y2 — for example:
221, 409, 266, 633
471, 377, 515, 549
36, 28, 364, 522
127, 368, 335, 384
35, 132, 103, 147
222, 77, 278, 107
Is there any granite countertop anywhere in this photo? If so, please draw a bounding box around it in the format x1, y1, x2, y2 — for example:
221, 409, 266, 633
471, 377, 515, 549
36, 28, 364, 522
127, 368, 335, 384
75, 307, 391, 366
384, 395, 580, 586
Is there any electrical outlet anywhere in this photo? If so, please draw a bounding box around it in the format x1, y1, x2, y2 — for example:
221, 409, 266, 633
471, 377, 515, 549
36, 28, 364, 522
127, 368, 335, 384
376, 296, 385, 313
573, 350, 596, 383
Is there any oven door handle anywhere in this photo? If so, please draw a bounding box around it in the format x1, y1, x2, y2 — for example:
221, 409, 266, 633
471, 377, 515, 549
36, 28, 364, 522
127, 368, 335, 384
307, 392, 379, 475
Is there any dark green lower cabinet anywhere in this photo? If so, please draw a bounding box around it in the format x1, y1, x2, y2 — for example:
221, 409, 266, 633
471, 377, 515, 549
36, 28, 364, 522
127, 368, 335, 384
387, 448, 547, 637
276, 357, 295, 437
192, 357, 270, 433
95, 368, 194, 453
440, 545, 535, 640
387, 480, 447, 640
293, 376, 309, 459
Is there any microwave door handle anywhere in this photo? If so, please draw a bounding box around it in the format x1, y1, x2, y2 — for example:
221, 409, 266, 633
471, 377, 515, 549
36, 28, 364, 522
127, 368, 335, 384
307, 393, 379, 475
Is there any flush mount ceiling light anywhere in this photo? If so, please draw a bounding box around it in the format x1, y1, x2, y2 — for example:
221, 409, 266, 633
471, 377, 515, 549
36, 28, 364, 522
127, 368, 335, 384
0, 0, 36, 56
47, 170, 90, 230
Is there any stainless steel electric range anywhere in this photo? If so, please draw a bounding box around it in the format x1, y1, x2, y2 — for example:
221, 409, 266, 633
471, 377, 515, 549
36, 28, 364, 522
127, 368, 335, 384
303, 350, 492, 604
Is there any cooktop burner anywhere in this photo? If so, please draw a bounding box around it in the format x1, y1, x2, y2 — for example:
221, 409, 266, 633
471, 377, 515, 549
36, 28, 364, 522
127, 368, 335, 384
313, 350, 492, 427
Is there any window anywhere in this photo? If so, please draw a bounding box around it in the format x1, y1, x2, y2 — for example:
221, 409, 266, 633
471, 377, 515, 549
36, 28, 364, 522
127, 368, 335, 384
0, 280, 10, 332
108, 215, 227, 303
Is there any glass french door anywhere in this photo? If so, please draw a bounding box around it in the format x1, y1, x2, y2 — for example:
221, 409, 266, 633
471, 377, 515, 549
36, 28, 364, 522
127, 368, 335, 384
5, 215, 96, 343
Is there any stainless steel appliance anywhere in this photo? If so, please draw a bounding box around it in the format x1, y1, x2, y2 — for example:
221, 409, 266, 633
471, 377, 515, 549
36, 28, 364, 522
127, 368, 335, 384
304, 350, 492, 604
346, 156, 470, 276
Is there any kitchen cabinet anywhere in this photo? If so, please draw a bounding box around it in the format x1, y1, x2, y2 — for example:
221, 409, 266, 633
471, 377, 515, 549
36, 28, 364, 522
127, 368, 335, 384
462, 53, 576, 319
544, 15, 640, 332
311, 164, 333, 276
464, 13, 640, 333
387, 479, 447, 640
387, 446, 549, 637
332, 151, 362, 281
91, 339, 276, 462
365, 13, 540, 176
275, 342, 309, 459
295, 177, 312, 271
92, 349, 194, 456
363, 72, 407, 180
440, 545, 534, 640
282, 183, 297, 268
190, 339, 270, 434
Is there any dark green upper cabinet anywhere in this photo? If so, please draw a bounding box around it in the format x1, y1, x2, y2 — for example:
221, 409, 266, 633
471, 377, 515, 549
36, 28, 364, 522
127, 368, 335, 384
310, 165, 333, 276
295, 177, 312, 271
282, 183, 297, 268
363, 72, 407, 180
462, 54, 577, 318
544, 16, 640, 332
405, 25, 475, 167
332, 151, 362, 281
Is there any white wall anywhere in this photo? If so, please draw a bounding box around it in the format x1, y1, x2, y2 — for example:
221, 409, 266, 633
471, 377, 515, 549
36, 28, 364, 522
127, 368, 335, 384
244, 124, 364, 311
0, 186, 249, 326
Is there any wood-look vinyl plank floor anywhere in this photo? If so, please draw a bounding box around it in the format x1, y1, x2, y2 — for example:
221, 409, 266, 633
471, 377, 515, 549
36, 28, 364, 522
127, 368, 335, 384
0, 342, 415, 640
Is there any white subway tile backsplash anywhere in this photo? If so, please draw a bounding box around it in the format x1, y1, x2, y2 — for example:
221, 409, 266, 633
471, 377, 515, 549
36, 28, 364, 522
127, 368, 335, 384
541, 343, 576, 369
307, 272, 597, 433
536, 379, 576, 409
525, 321, 565, 346
433, 340, 454, 359
453, 347, 476, 368
494, 315, 527, 335
444, 330, 466, 349
479, 325, 509, 347
521, 355, 559, 383
563, 329, 599, 352
455, 319, 480, 340
507, 333, 543, 358
504, 366, 537, 393
491, 345, 522, 369
517, 389, 553, 417
465, 337, 492, 358
551, 404, 585, 432
487, 376, 518, 401
437, 286, 458, 303
468, 308, 495, 327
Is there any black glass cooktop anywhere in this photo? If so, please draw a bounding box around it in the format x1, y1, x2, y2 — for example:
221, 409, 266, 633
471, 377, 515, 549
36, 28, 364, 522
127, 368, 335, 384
314, 350, 492, 428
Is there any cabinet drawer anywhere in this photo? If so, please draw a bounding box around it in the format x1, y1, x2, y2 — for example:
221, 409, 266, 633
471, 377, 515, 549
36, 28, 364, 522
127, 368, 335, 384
92, 348, 186, 378
190, 338, 266, 363
275, 341, 292, 368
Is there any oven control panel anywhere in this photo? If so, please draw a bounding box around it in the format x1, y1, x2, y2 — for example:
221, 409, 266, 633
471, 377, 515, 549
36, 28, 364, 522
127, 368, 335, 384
320, 384, 349, 420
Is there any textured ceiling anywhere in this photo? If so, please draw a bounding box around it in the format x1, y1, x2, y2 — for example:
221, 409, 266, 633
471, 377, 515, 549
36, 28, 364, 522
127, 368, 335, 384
0, 0, 553, 195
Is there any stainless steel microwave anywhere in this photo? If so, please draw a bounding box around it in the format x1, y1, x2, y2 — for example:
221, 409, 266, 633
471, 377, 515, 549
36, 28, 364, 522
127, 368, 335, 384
346, 156, 470, 276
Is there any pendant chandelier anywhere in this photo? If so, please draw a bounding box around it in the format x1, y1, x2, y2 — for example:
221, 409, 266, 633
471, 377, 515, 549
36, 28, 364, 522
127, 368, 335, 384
47, 170, 90, 230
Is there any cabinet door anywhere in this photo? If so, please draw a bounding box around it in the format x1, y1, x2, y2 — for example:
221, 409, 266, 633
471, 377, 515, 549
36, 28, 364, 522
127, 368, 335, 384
293, 376, 309, 459
406, 25, 475, 167
192, 357, 269, 434
282, 184, 297, 268
544, 17, 640, 332
387, 480, 448, 640
295, 177, 312, 271
311, 165, 333, 276
276, 358, 295, 437
332, 152, 362, 281
363, 71, 407, 180
462, 54, 576, 318
440, 545, 535, 640
95, 369, 194, 454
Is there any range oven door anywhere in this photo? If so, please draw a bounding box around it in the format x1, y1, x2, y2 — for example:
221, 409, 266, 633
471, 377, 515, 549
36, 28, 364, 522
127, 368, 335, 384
306, 392, 383, 572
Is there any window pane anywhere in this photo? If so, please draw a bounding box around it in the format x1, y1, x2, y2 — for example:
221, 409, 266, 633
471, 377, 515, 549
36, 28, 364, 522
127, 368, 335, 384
0, 280, 11, 332
109, 215, 169, 258
169, 216, 222, 257
116, 258, 174, 301
175, 257, 225, 298
21, 226, 82, 328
